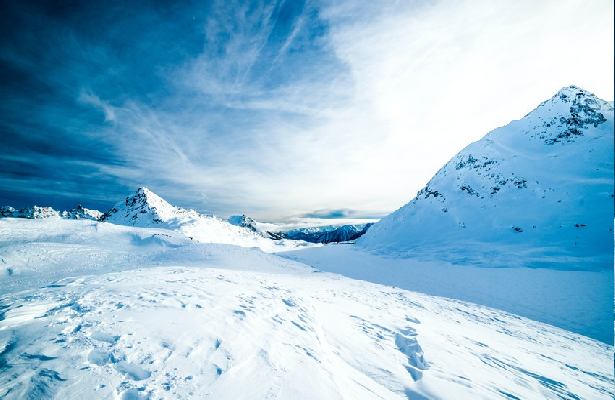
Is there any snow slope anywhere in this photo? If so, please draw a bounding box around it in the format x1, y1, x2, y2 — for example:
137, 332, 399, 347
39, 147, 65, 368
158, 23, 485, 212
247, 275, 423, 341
0, 219, 612, 399
282, 245, 613, 343
359, 86, 614, 270
101, 188, 310, 252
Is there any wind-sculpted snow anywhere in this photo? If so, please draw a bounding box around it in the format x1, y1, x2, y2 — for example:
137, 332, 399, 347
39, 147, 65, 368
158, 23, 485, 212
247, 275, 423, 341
283, 245, 613, 343
0, 268, 611, 399
0, 219, 308, 294
0, 218, 612, 399
359, 86, 614, 270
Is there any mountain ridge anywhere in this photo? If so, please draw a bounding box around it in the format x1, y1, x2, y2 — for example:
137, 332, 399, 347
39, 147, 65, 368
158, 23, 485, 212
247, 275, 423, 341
358, 86, 614, 269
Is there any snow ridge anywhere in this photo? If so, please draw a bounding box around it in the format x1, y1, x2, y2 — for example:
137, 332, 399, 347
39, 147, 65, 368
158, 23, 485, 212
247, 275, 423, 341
0, 206, 61, 219
61, 205, 103, 221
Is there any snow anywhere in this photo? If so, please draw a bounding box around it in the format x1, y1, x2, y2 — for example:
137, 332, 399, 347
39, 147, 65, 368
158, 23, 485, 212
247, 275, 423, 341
0, 218, 309, 294
281, 244, 613, 344
359, 86, 614, 270
0, 218, 613, 399
0, 219, 612, 399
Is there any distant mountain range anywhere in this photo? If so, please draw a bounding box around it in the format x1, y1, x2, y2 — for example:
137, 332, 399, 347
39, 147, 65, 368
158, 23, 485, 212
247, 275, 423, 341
1, 185, 376, 246
277, 223, 374, 243
1, 187, 373, 248
1, 204, 102, 220
3, 86, 611, 262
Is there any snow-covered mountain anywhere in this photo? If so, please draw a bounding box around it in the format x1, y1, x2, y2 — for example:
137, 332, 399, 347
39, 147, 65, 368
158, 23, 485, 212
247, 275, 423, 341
60, 205, 103, 220
227, 214, 285, 240
359, 86, 614, 269
0, 189, 311, 251
226, 214, 374, 243
279, 223, 374, 243
0, 205, 61, 219
101, 187, 309, 252
1, 205, 102, 220
227, 214, 258, 232
101, 187, 194, 227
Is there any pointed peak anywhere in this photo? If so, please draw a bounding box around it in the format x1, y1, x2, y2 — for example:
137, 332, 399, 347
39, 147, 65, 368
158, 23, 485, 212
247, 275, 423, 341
136, 186, 152, 194
523, 85, 609, 121
129, 187, 169, 205
555, 85, 587, 96
556, 84, 583, 93
552, 85, 593, 100
135, 187, 158, 198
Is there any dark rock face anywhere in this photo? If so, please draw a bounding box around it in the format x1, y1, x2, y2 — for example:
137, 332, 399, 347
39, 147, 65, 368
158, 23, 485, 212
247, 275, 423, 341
544, 88, 608, 144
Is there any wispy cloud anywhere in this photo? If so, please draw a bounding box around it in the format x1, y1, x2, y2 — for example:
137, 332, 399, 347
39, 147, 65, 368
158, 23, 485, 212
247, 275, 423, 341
1, 0, 613, 218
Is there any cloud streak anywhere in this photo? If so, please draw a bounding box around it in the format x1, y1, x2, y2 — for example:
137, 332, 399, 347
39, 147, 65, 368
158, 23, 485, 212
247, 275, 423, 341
0, 0, 613, 219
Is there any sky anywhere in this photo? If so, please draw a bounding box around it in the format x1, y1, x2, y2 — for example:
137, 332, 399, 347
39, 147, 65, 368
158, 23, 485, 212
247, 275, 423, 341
0, 0, 613, 220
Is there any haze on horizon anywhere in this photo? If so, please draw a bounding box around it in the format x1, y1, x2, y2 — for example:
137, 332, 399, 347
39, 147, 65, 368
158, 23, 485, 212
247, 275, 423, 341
0, 0, 613, 220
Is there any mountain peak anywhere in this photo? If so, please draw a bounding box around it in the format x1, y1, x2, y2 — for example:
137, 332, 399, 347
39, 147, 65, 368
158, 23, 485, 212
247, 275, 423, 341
102, 187, 181, 226
551, 85, 596, 102
133, 186, 163, 200
360, 86, 614, 270
518, 85, 611, 144
62, 204, 103, 220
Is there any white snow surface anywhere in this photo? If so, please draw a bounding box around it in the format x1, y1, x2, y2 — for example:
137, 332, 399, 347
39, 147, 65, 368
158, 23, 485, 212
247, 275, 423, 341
0, 219, 612, 399
282, 244, 613, 344
101, 187, 311, 252
359, 86, 614, 270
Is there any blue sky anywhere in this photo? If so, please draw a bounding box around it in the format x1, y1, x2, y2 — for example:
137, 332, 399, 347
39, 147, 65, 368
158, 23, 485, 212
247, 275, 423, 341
0, 0, 613, 219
